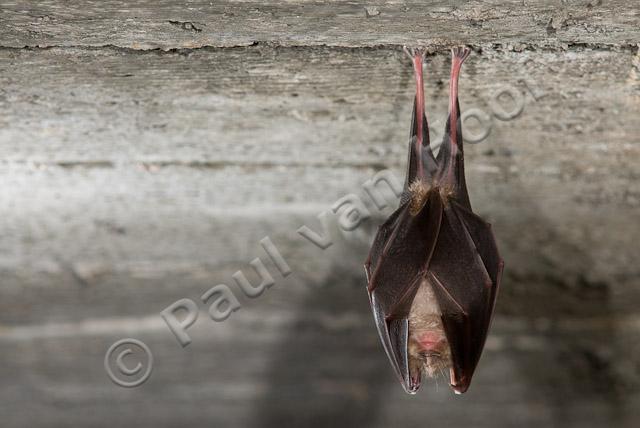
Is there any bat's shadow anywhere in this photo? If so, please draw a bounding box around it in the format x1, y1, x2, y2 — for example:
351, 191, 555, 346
484, 182, 630, 427
249, 57, 412, 428
249, 190, 631, 428
249, 54, 632, 426
249, 261, 391, 427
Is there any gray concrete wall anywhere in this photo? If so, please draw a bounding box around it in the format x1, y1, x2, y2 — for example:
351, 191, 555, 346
0, 1, 638, 427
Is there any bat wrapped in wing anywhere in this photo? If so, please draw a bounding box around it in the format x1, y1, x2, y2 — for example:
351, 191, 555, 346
364, 47, 504, 395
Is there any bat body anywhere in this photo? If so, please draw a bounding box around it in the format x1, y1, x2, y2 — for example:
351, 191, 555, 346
364, 47, 503, 394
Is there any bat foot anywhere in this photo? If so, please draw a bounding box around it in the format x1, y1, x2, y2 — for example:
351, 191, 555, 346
451, 46, 471, 63
402, 46, 428, 61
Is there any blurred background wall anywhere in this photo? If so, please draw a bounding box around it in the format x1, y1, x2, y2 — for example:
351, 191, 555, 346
0, 1, 639, 427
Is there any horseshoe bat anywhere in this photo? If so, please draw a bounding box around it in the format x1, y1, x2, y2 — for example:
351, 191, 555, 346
364, 47, 503, 395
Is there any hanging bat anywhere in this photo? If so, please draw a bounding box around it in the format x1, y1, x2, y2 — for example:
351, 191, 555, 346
364, 47, 503, 395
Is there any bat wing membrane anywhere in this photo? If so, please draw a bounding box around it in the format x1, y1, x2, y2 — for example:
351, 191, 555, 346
367, 191, 443, 318
427, 203, 500, 393
450, 200, 504, 338
365, 191, 443, 391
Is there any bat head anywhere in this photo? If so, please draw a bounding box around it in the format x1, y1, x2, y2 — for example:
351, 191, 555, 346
407, 281, 453, 388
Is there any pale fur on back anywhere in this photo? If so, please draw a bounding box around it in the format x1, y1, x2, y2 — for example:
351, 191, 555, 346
408, 179, 455, 215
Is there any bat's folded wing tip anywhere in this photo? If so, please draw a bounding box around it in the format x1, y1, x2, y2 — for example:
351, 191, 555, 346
451, 382, 470, 394
369, 292, 418, 393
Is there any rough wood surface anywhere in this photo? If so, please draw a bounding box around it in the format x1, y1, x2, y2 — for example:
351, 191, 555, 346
1, 45, 638, 315
1, 1, 639, 427
1, 0, 638, 49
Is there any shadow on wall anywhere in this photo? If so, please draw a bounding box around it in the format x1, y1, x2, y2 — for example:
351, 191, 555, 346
494, 184, 632, 427
248, 181, 635, 428
251, 58, 408, 426
249, 53, 636, 427
250, 262, 391, 427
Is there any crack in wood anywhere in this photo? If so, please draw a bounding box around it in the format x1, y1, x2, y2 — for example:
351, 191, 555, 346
0, 41, 637, 54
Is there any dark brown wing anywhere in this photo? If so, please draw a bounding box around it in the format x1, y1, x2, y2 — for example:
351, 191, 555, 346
450, 200, 503, 327
427, 201, 502, 393
365, 191, 443, 392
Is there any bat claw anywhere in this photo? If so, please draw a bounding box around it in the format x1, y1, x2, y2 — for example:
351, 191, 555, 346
451, 46, 471, 63
403, 46, 428, 61
402, 46, 413, 60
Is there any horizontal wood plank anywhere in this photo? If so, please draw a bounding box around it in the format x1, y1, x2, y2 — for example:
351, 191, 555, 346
0, 1, 638, 49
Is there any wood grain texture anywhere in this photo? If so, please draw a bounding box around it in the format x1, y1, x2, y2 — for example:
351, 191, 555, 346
0, 0, 638, 49
1, 45, 638, 319
1, 45, 639, 165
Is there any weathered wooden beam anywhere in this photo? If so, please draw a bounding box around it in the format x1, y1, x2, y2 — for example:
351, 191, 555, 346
0, 1, 638, 49
1, 45, 637, 164
0, 40, 636, 333
1, 46, 638, 320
